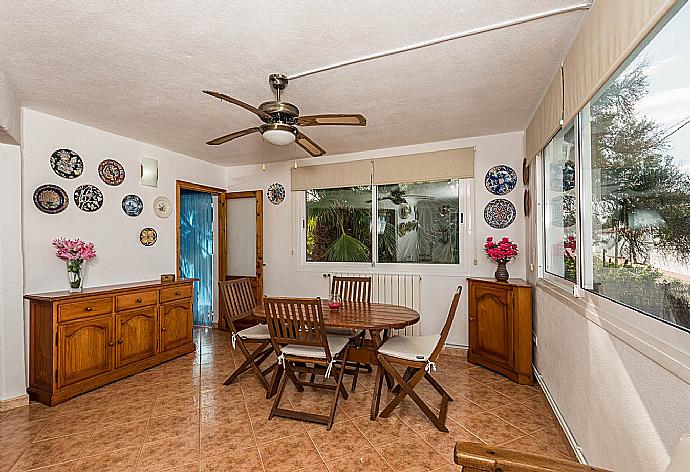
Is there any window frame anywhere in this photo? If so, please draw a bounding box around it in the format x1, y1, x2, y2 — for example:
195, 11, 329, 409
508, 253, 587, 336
297, 178, 472, 276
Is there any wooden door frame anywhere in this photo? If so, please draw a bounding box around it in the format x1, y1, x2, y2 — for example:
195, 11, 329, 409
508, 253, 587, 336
175, 180, 227, 315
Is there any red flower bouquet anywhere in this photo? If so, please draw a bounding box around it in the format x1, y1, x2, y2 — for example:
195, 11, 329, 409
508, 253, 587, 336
484, 236, 518, 281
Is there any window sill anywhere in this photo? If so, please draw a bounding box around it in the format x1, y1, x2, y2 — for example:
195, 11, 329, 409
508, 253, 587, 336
536, 278, 690, 386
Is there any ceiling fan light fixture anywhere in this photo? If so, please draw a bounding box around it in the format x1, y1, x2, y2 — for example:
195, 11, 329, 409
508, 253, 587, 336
260, 123, 296, 146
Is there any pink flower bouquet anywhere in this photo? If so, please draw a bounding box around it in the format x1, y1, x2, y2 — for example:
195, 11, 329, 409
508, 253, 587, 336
484, 236, 518, 281
52, 238, 96, 291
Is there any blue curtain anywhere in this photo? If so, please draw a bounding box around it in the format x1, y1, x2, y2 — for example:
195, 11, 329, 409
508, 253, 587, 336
180, 190, 213, 327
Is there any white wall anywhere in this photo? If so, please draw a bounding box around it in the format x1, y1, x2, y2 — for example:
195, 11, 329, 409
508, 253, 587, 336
0, 70, 20, 144
0, 143, 26, 403
226, 131, 526, 346
22, 109, 226, 294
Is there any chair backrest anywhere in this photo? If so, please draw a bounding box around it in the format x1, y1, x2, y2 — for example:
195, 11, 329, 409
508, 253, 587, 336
429, 286, 462, 361
219, 278, 256, 330
331, 276, 372, 303
263, 296, 331, 360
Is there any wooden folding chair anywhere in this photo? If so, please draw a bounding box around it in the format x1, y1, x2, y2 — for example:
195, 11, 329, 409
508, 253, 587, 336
372, 286, 462, 432
218, 279, 276, 392
264, 296, 351, 430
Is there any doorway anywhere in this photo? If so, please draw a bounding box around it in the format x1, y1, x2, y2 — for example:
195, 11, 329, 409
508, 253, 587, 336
176, 181, 227, 327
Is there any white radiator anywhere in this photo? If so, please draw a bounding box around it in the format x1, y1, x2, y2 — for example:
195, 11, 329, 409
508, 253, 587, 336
330, 273, 422, 336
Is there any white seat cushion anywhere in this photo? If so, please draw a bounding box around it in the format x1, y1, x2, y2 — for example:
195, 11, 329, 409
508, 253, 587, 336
325, 327, 364, 338
237, 324, 270, 340
378, 334, 441, 362
281, 335, 350, 360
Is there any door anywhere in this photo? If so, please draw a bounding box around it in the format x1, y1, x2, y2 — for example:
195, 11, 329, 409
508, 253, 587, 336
221, 190, 263, 330
57, 315, 113, 387
160, 301, 192, 352
116, 308, 157, 367
469, 283, 514, 369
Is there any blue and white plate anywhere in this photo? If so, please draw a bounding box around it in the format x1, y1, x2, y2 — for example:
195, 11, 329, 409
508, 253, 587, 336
51, 149, 83, 179
484, 199, 516, 229
74, 184, 103, 212
122, 194, 143, 216
485, 165, 517, 195
33, 184, 69, 214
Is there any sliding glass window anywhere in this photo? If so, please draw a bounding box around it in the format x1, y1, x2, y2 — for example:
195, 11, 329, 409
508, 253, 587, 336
579, 3, 690, 331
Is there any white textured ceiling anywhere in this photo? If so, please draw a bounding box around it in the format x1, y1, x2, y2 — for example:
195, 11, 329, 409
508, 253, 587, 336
0, 1, 587, 166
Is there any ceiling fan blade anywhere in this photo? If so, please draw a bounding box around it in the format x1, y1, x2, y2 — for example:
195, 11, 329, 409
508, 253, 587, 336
203, 90, 271, 120
206, 127, 259, 146
296, 114, 366, 127
295, 131, 326, 157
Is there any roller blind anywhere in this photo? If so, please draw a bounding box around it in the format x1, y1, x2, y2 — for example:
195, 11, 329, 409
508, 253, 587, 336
563, 0, 677, 123
290, 159, 371, 191
372, 147, 474, 185
525, 68, 563, 161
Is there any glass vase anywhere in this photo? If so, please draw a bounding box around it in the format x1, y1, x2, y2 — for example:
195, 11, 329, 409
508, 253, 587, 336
67, 260, 85, 293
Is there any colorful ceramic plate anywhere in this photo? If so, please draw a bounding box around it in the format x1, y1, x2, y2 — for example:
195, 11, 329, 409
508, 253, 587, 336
74, 184, 103, 212
485, 165, 517, 195
140, 227, 157, 246
484, 199, 516, 229
98, 159, 125, 186
122, 194, 143, 216
550, 195, 576, 227
50, 149, 83, 179
153, 196, 172, 218
33, 184, 69, 214
267, 183, 285, 205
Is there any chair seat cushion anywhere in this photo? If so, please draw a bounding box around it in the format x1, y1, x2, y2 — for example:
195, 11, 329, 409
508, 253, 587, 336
281, 335, 350, 360
238, 324, 270, 340
378, 334, 441, 362
325, 327, 364, 338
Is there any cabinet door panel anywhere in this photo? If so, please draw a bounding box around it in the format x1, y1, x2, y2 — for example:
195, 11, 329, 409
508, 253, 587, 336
116, 308, 157, 367
160, 301, 192, 352
58, 315, 113, 387
470, 285, 514, 369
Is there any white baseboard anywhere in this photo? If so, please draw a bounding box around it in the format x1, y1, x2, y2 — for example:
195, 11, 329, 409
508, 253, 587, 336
0, 393, 29, 412
444, 342, 469, 350
533, 365, 587, 464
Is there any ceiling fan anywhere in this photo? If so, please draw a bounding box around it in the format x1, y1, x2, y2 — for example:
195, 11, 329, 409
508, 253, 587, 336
203, 74, 366, 157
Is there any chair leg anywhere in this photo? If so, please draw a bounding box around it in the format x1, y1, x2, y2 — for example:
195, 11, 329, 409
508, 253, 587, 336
327, 348, 349, 430
392, 367, 415, 394
269, 362, 291, 420
425, 372, 454, 402
224, 341, 272, 387
370, 361, 385, 420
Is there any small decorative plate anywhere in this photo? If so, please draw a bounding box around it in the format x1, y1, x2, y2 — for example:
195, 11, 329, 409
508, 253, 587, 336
98, 159, 125, 186
153, 196, 172, 218
140, 227, 157, 246
50, 149, 83, 179
522, 158, 530, 186
122, 194, 143, 216
484, 199, 516, 229
267, 183, 285, 205
485, 165, 517, 195
550, 195, 576, 228
33, 184, 69, 214
74, 184, 103, 212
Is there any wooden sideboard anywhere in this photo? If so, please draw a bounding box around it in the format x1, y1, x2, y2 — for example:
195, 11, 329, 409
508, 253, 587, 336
25, 279, 195, 406
467, 278, 533, 385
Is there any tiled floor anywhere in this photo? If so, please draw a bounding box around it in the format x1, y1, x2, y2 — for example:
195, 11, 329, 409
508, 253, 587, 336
1, 328, 573, 471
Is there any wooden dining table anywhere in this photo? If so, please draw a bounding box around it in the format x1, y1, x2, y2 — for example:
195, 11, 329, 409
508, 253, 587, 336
251, 299, 420, 419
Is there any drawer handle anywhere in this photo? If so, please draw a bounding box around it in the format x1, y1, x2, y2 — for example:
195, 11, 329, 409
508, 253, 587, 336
118, 339, 124, 344
108, 341, 115, 346
175, 291, 182, 296
85, 307, 93, 312
469, 316, 476, 321
136, 298, 143, 303
162, 327, 167, 331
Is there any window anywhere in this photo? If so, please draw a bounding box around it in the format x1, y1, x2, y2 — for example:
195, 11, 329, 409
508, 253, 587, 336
305, 186, 372, 262
542, 122, 578, 283
304, 179, 463, 266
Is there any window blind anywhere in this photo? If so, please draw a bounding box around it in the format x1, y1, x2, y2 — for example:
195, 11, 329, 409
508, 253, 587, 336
372, 147, 474, 185
290, 159, 371, 191
525, 68, 563, 162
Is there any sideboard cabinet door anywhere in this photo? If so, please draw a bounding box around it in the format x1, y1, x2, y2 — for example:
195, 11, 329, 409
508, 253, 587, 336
469, 283, 515, 370
57, 315, 114, 388
160, 301, 192, 352
116, 308, 158, 368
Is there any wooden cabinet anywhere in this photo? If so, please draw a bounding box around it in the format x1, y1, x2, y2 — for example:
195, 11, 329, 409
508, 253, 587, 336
467, 278, 533, 385
26, 279, 195, 406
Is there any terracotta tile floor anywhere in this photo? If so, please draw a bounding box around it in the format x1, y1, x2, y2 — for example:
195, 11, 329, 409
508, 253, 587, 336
1, 328, 573, 471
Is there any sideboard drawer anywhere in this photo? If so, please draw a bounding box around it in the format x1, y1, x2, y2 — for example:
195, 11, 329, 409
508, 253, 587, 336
160, 285, 192, 303
116, 290, 158, 311
58, 297, 113, 323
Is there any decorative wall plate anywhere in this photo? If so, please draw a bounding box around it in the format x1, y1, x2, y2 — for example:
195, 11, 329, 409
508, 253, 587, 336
153, 196, 172, 218
524, 189, 531, 217
485, 165, 517, 195
140, 228, 157, 246
74, 184, 103, 212
484, 198, 516, 229
522, 158, 530, 186
50, 149, 83, 179
98, 159, 125, 186
122, 194, 143, 216
33, 184, 69, 214
550, 195, 576, 227
267, 183, 285, 205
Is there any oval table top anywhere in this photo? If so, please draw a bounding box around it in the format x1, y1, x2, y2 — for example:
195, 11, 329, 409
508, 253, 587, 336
252, 300, 419, 331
